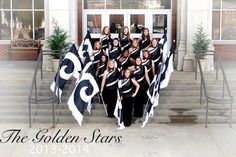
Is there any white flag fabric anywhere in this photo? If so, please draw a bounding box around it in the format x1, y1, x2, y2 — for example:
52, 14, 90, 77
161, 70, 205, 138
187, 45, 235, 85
78, 30, 93, 64
67, 31, 99, 126
114, 99, 125, 128
67, 62, 99, 126
160, 48, 174, 89
142, 63, 162, 127
50, 44, 82, 100
159, 28, 168, 62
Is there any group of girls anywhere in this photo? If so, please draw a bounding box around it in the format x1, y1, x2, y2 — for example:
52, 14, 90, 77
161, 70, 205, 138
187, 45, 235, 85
92, 26, 163, 128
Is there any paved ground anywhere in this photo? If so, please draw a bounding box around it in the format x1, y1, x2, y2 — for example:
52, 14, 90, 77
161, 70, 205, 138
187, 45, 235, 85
0, 123, 236, 157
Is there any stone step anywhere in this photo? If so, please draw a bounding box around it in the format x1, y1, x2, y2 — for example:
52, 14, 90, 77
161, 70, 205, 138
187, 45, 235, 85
1, 101, 236, 112
1, 78, 236, 92
1, 83, 235, 94
0, 107, 234, 118
0, 95, 210, 103
1, 89, 236, 97
0, 114, 235, 124
0, 115, 117, 124
149, 115, 236, 124
1, 71, 235, 84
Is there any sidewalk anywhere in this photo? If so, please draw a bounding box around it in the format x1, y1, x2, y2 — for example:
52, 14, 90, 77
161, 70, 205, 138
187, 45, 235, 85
0, 123, 235, 157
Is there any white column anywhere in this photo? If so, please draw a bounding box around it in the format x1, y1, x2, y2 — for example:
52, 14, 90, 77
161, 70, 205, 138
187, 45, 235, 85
183, 0, 214, 71
42, 0, 51, 71
69, 0, 78, 45
43, 0, 70, 71
176, 0, 187, 71
48, 0, 70, 34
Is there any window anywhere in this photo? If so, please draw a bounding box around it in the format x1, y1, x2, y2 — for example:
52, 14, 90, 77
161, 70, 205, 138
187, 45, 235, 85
212, 11, 220, 40
212, 0, 236, 40
109, 14, 124, 33
87, 15, 102, 33
84, 0, 171, 9
0, 11, 11, 40
12, 0, 32, 9
0, 0, 10, 9
84, 0, 105, 9
145, 0, 171, 9
130, 14, 144, 33
153, 14, 167, 34
106, 0, 120, 9
222, 0, 236, 9
0, 0, 45, 40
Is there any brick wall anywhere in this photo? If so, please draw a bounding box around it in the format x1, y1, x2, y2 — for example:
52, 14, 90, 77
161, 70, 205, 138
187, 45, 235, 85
214, 44, 236, 61
0, 44, 38, 60
0, 44, 9, 60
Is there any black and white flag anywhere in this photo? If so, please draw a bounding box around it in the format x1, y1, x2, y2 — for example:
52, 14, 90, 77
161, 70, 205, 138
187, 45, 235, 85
160, 47, 173, 89
67, 31, 99, 126
114, 84, 125, 129
78, 30, 93, 64
142, 63, 162, 127
114, 99, 125, 129
159, 28, 168, 62
50, 44, 82, 100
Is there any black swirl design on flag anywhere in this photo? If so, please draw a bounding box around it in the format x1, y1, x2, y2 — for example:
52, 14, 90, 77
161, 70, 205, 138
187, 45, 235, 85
60, 59, 75, 74
82, 45, 88, 58
73, 73, 98, 114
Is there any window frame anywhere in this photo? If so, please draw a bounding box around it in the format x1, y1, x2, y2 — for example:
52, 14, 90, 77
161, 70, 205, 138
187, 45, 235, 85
0, 0, 44, 41
83, 0, 171, 10
212, 0, 236, 42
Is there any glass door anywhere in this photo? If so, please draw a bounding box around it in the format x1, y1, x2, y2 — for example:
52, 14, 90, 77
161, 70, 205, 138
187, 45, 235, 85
127, 11, 145, 39
103, 10, 127, 38
83, 10, 104, 39
83, 9, 171, 49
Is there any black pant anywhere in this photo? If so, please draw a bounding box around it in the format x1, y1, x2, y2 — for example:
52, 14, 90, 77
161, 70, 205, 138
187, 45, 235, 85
134, 83, 148, 117
103, 88, 117, 117
134, 89, 144, 117
148, 71, 154, 82
122, 96, 133, 126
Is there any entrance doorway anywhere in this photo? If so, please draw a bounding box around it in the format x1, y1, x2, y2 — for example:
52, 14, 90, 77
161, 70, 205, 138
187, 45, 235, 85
83, 9, 172, 48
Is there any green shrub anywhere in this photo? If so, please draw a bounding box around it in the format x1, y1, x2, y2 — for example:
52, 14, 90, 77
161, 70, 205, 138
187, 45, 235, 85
192, 24, 210, 59
46, 19, 70, 59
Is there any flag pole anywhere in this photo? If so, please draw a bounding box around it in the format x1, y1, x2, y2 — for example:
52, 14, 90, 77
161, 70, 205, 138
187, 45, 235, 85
85, 29, 109, 116
142, 98, 150, 120
90, 60, 108, 116
99, 92, 108, 116
141, 99, 150, 127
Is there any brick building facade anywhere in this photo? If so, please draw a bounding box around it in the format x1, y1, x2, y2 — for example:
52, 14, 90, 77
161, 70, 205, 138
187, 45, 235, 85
0, 0, 235, 68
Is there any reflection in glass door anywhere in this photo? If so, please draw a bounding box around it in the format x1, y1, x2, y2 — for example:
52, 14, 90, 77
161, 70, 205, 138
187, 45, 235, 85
87, 14, 102, 34
130, 14, 145, 34
109, 14, 124, 33
153, 14, 167, 34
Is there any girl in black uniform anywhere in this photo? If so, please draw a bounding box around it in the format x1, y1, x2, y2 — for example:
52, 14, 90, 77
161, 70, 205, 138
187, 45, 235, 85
129, 39, 141, 64
108, 38, 121, 61
130, 57, 151, 118
96, 54, 107, 89
148, 38, 162, 72
119, 26, 131, 51
118, 49, 131, 71
142, 49, 155, 82
92, 41, 102, 72
118, 69, 140, 127
100, 60, 119, 117
139, 28, 151, 51
100, 26, 112, 55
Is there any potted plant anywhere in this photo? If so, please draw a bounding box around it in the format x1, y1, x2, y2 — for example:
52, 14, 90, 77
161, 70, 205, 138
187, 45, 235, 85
46, 18, 70, 71
192, 24, 210, 72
